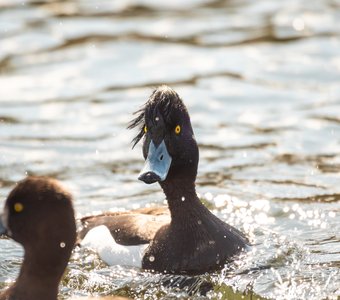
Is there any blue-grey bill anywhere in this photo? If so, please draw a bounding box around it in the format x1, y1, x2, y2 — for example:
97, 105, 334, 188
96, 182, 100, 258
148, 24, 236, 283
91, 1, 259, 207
0, 214, 7, 236
139, 140, 172, 182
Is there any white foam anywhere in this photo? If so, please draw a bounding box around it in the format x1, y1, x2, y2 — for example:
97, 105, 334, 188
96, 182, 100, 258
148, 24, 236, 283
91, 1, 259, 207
81, 225, 148, 268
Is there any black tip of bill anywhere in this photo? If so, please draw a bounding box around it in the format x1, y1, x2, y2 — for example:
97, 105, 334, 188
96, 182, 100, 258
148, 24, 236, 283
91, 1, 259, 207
138, 171, 161, 184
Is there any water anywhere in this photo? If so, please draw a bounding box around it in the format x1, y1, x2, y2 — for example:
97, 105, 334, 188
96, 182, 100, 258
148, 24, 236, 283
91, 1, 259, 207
0, 0, 339, 299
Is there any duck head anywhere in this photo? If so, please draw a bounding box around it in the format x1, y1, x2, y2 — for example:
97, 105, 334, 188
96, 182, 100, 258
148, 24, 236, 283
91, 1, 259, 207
129, 86, 199, 184
0, 177, 76, 275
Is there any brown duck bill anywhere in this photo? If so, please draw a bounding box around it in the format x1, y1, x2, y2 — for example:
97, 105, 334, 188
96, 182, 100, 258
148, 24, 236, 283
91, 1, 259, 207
138, 140, 172, 184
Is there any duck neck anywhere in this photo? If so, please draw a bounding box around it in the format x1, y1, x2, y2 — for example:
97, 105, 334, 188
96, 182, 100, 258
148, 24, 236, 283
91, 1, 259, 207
11, 245, 69, 300
160, 177, 208, 223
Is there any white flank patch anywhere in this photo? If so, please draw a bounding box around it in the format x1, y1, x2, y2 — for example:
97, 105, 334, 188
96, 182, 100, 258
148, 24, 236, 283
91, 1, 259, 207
81, 225, 148, 268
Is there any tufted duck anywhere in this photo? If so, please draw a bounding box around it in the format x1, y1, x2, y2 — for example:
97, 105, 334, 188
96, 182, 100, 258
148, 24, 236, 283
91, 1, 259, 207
0, 177, 76, 300
80, 86, 249, 275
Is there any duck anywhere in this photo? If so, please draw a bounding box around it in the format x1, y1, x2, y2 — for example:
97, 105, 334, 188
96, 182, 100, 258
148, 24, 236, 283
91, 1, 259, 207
79, 86, 249, 275
0, 177, 76, 300
0, 177, 128, 300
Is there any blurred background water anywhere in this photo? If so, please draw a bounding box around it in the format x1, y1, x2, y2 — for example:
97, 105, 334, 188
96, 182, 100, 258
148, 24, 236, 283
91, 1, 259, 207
0, 0, 339, 299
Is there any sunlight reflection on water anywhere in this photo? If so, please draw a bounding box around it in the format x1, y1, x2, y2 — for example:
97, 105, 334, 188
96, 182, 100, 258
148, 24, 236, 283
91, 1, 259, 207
0, 0, 339, 299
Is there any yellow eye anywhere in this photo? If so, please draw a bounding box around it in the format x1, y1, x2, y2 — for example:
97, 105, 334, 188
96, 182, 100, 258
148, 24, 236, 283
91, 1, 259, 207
144, 125, 147, 133
14, 203, 24, 213
175, 125, 181, 134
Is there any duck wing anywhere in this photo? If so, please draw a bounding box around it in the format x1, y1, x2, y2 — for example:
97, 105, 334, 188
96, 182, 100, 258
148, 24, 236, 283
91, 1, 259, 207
78, 206, 170, 246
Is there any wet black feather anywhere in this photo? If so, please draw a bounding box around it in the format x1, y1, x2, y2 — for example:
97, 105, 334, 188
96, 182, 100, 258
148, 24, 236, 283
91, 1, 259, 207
127, 106, 145, 148
128, 86, 187, 148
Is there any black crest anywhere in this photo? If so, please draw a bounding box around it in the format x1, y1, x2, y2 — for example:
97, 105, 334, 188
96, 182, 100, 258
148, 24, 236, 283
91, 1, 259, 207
128, 86, 186, 148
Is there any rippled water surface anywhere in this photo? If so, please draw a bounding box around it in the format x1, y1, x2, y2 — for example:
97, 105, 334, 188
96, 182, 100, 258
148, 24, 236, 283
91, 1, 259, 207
0, 0, 339, 299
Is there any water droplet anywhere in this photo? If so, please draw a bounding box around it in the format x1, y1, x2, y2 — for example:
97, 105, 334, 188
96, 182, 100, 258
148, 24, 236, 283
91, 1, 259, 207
197, 220, 202, 225
60, 242, 66, 248
328, 211, 336, 218
209, 240, 215, 245
155, 117, 159, 121
149, 255, 155, 262
181, 196, 185, 202
292, 18, 305, 31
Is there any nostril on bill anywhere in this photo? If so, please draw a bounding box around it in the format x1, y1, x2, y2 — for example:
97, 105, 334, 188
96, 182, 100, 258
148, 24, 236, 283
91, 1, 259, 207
159, 155, 164, 161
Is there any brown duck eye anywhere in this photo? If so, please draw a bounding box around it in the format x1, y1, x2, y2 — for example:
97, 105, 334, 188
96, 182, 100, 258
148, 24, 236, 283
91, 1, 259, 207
14, 203, 24, 213
175, 125, 181, 134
